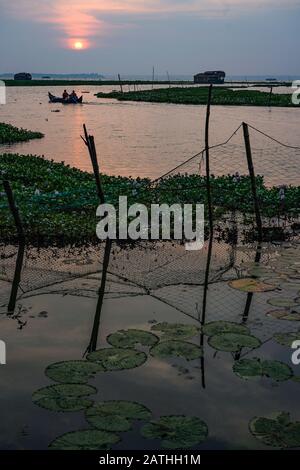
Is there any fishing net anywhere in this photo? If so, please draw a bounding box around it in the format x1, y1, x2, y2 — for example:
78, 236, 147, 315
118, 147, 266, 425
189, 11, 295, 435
1, 122, 299, 345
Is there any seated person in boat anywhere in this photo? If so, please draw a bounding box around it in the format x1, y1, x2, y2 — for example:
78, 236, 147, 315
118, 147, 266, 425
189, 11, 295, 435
62, 90, 69, 100
70, 90, 78, 100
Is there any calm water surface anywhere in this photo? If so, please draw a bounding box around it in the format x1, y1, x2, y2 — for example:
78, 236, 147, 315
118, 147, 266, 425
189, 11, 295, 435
1, 86, 300, 185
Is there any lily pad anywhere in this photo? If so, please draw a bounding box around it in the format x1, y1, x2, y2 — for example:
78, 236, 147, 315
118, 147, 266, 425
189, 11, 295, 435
267, 298, 300, 308
208, 333, 261, 352
150, 340, 202, 361
107, 329, 159, 349
49, 429, 120, 450
274, 331, 300, 346
87, 348, 147, 371
32, 384, 96, 412
203, 321, 249, 337
229, 278, 275, 293
233, 358, 293, 382
141, 416, 208, 449
86, 401, 152, 432
267, 310, 300, 321
249, 412, 300, 448
151, 322, 200, 340
45, 360, 103, 384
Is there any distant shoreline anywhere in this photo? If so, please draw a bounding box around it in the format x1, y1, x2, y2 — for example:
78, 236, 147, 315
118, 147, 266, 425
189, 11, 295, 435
2, 79, 293, 87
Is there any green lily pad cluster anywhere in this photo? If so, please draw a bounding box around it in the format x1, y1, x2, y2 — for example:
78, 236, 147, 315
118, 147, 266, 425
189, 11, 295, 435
85, 401, 152, 432
32, 384, 96, 412
141, 416, 208, 449
0, 122, 44, 144
203, 321, 261, 352
107, 329, 159, 349
87, 347, 147, 371
229, 278, 276, 293
249, 412, 300, 448
151, 322, 200, 340
233, 358, 293, 382
274, 330, 300, 346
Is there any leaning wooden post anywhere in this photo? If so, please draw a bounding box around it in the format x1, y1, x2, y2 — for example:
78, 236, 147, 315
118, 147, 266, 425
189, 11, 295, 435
3, 181, 25, 241
268, 86, 273, 107
3, 181, 25, 314
242, 122, 263, 241
82, 125, 105, 204
205, 84, 214, 235
81, 125, 112, 353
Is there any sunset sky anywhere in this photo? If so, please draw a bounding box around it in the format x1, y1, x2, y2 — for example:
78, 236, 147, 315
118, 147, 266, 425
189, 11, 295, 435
0, 0, 299, 76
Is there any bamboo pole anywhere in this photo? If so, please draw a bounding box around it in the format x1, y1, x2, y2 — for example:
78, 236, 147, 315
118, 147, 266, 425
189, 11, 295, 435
242, 122, 263, 241
205, 84, 214, 235
3, 181, 25, 241
82, 125, 105, 204
118, 74, 123, 94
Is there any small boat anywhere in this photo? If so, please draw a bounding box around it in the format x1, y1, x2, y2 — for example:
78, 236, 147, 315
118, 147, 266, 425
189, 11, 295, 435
48, 92, 83, 104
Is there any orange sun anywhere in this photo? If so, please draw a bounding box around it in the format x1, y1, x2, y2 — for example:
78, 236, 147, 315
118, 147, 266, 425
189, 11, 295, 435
74, 41, 83, 50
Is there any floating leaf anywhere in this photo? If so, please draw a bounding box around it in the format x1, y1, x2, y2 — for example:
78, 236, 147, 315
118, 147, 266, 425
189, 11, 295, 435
233, 358, 293, 382
267, 298, 300, 308
208, 333, 261, 352
107, 329, 159, 349
32, 384, 96, 412
49, 429, 120, 450
274, 331, 300, 346
87, 348, 147, 371
229, 278, 275, 293
141, 416, 208, 449
203, 321, 249, 337
150, 340, 202, 361
86, 401, 152, 432
151, 322, 200, 340
45, 360, 103, 384
267, 310, 300, 321
249, 412, 300, 448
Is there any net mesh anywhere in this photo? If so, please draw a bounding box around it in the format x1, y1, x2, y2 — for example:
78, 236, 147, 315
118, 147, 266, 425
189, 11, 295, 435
1, 122, 299, 346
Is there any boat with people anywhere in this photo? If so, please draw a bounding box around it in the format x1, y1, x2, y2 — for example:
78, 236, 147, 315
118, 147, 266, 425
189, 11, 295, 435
48, 92, 83, 104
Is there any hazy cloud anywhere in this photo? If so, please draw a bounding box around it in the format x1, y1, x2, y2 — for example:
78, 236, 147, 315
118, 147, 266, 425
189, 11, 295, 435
2, 0, 299, 46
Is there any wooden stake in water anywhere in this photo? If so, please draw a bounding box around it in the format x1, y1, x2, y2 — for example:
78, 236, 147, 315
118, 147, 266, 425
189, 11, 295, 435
118, 74, 123, 94
242, 122, 263, 241
82, 125, 105, 204
205, 84, 214, 235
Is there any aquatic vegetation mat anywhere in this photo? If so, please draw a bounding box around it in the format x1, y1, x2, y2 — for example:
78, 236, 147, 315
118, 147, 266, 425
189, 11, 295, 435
87, 348, 147, 371
150, 340, 202, 361
32, 384, 96, 412
0, 122, 44, 144
85, 401, 152, 432
45, 360, 103, 384
233, 358, 293, 382
49, 430, 120, 450
107, 329, 159, 349
249, 412, 300, 448
208, 333, 261, 352
141, 416, 208, 449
